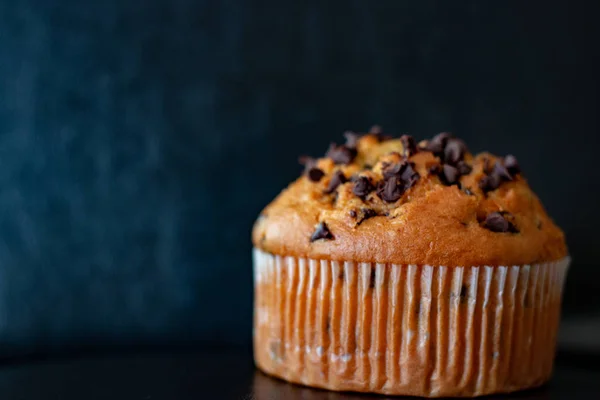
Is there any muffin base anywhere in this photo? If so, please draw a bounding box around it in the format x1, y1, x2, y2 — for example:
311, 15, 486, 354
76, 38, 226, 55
252, 248, 570, 397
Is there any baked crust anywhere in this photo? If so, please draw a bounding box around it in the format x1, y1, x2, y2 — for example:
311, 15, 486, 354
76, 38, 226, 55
252, 133, 567, 267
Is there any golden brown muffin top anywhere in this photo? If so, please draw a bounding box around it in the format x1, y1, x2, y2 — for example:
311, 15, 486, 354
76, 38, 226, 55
252, 128, 567, 266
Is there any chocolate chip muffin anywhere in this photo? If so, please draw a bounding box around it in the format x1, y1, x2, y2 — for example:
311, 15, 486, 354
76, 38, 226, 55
252, 128, 569, 397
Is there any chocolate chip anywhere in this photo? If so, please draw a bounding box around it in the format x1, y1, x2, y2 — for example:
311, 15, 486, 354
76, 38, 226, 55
383, 161, 419, 184
326, 143, 357, 165
324, 170, 347, 194
400, 135, 418, 157
482, 212, 518, 233
376, 177, 405, 203
363, 164, 373, 170
440, 164, 459, 186
429, 164, 442, 175
343, 131, 361, 148
405, 175, 420, 189
307, 167, 325, 182
479, 173, 502, 193
382, 162, 402, 179
425, 132, 452, 154
443, 138, 467, 165
457, 161, 472, 175
356, 208, 378, 225
300, 157, 325, 181
493, 161, 512, 181
503, 154, 520, 175
464, 188, 474, 196
310, 222, 334, 242
363, 207, 377, 218
352, 176, 375, 199
349, 210, 357, 218
402, 163, 420, 185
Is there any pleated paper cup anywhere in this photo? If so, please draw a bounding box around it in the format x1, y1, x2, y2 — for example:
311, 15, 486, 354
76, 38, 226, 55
252, 248, 570, 398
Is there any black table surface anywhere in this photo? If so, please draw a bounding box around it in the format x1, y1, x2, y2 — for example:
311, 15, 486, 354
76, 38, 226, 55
0, 348, 598, 400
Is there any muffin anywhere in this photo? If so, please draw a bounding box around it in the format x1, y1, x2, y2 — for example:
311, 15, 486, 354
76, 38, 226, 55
252, 128, 569, 397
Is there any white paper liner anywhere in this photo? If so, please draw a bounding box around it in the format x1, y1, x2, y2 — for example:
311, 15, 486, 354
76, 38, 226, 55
252, 248, 570, 397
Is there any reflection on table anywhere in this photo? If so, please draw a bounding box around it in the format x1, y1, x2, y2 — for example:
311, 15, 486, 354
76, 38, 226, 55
251, 370, 551, 400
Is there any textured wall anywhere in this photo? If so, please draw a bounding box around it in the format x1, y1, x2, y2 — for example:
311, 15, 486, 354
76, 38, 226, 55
0, 0, 598, 354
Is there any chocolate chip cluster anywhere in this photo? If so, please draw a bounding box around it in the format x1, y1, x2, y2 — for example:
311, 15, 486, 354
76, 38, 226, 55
300, 131, 361, 184
304, 129, 422, 206
479, 155, 521, 192
424, 132, 472, 186
377, 160, 420, 202
302, 129, 524, 241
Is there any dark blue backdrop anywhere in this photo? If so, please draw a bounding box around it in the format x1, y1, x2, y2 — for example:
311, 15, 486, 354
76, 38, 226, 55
0, 0, 598, 355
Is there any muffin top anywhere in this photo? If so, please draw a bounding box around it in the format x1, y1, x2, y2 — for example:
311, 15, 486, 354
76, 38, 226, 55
252, 128, 567, 266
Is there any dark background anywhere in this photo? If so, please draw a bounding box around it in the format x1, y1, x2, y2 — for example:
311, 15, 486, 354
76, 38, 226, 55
0, 0, 598, 357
